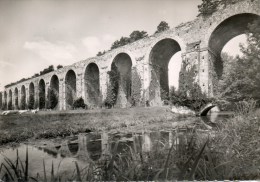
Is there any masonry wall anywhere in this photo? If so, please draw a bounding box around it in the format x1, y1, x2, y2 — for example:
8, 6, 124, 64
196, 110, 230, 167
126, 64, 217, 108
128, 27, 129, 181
1, 0, 260, 110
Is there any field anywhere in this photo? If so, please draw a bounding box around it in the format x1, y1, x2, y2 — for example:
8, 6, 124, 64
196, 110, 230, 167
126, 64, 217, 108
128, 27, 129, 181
0, 106, 197, 147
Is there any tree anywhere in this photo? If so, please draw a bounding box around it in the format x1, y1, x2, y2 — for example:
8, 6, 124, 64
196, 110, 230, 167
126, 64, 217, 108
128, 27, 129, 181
155, 21, 170, 34
73, 97, 87, 109
129, 30, 148, 42
57, 65, 63, 69
218, 19, 260, 102
111, 37, 130, 49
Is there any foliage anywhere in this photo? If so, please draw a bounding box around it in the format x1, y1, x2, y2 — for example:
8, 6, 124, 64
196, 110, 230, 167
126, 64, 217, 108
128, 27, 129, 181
1, 102, 7, 110
20, 96, 26, 110
111, 30, 148, 49
104, 63, 119, 108
97, 50, 106, 56
47, 89, 58, 109
131, 67, 142, 106
39, 95, 45, 109
7, 100, 12, 110
155, 21, 170, 34
57, 65, 63, 69
40, 65, 54, 75
73, 97, 87, 109
198, 0, 245, 16
217, 19, 260, 102
28, 94, 35, 109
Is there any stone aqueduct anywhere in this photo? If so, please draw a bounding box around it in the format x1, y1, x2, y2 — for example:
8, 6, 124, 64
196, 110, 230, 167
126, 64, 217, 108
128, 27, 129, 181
1, 0, 260, 110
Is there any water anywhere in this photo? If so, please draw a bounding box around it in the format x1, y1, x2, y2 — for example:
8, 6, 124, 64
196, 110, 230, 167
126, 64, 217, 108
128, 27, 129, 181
0, 112, 231, 180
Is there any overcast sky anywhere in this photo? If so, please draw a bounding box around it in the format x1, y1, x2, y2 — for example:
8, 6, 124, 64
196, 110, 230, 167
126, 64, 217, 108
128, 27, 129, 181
0, 0, 246, 91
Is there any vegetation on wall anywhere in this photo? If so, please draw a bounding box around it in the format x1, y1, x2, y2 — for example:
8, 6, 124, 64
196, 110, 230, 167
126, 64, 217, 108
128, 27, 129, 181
130, 67, 142, 106
47, 89, 58, 109
198, 0, 248, 16
154, 21, 170, 34
216, 19, 260, 104
104, 63, 119, 108
73, 97, 87, 109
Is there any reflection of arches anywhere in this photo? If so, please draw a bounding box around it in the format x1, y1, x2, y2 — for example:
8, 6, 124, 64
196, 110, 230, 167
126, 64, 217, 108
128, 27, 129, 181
49, 75, 59, 109
65, 70, 77, 109
86, 134, 102, 161
21, 85, 26, 109
8, 90, 12, 110
68, 140, 79, 156
29, 82, 35, 109
39, 79, 46, 109
84, 63, 100, 106
110, 53, 132, 107
208, 13, 260, 79
149, 38, 181, 104
14, 88, 19, 109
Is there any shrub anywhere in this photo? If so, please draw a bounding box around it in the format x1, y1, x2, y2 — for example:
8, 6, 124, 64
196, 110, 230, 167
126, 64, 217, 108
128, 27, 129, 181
47, 89, 58, 109
73, 97, 87, 109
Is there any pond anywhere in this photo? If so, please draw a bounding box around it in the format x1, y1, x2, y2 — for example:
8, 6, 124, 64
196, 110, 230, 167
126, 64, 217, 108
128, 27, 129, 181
0, 112, 232, 181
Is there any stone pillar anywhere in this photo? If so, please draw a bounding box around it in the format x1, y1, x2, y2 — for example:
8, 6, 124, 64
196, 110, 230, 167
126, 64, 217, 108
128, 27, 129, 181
60, 79, 65, 110
99, 70, 108, 104
34, 83, 39, 109
76, 73, 83, 99
45, 81, 50, 109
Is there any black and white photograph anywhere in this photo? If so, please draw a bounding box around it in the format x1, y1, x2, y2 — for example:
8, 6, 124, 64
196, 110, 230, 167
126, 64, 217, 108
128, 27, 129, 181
0, 0, 259, 181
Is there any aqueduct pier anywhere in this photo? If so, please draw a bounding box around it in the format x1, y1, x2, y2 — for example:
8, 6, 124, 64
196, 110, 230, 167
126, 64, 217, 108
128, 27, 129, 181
1, 0, 260, 110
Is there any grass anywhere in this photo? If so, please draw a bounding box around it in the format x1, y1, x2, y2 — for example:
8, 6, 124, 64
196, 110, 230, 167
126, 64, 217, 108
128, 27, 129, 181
0, 106, 195, 147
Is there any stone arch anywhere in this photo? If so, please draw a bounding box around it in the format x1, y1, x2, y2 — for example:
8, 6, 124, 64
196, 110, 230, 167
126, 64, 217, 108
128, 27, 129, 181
109, 53, 132, 107
65, 70, 77, 109
14, 87, 19, 109
84, 63, 100, 107
3, 91, 7, 110
49, 74, 59, 109
21, 85, 26, 109
28, 82, 35, 109
39, 79, 46, 109
0, 92, 2, 109
8, 89, 13, 110
208, 13, 260, 79
148, 38, 181, 105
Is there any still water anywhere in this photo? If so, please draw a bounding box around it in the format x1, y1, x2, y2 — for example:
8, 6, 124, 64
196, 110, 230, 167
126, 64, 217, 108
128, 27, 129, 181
0, 112, 231, 180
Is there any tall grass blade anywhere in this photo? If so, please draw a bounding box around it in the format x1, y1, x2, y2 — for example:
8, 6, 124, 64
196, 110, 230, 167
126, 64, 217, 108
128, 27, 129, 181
74, 161, 82, 182
43, 159, 47, 182
187, 139, 208, 180
0, 163, 15, 181
51, 161, 54, 182
25, 145, 29, 181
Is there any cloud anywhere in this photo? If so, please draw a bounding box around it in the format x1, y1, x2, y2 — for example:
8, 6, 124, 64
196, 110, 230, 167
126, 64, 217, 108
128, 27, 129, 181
82, 36, 101, 57
82, 34, 116, 57
0, 60, 15, 68
23, 40, 78, 65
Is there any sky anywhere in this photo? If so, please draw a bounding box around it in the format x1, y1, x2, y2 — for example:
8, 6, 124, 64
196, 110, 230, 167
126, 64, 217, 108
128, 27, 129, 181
0, 0, 246, 91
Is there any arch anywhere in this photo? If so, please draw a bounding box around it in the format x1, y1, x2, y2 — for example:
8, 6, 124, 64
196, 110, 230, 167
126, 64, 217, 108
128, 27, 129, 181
86, 134, 102, 161
65, 70, 77, 109
14, 87, 19, 109
148, 38, 181, 104
84, 63, 100, 107
21, 85, 26, 109
49, 74, 59, 109
28, 82, 35, 109
39, 79, 46, 109
0, 92, 2, 109
109, 53, 132, 107
208, 13, 260, 78
3, 91, 7, 110
8, 89, 12, 110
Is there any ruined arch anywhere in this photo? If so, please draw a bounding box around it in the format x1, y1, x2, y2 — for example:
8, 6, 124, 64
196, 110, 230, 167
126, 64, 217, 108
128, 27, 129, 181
39, 79, 46, 109
84, 63, 100, 107
148, 38, 181, 104
49, 75, 59, 109
208, 13, 260, 79
109, 53, 132, 107
14, 87, 19, 109
65, 70, 76, 109
21, 85, 26, 109
28, 82, 35, 109
8, 89, 12, 110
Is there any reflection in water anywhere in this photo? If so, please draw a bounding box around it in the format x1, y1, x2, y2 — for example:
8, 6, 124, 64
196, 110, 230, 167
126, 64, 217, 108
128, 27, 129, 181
0, 112, 232, 179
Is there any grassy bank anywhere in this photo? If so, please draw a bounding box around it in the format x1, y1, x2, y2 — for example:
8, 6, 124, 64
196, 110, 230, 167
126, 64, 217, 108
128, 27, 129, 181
0, 106, 196, 147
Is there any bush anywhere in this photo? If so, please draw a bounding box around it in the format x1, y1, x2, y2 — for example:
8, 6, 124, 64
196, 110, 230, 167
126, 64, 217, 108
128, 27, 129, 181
73, 97, 87, 109
47, 89, 58, 109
